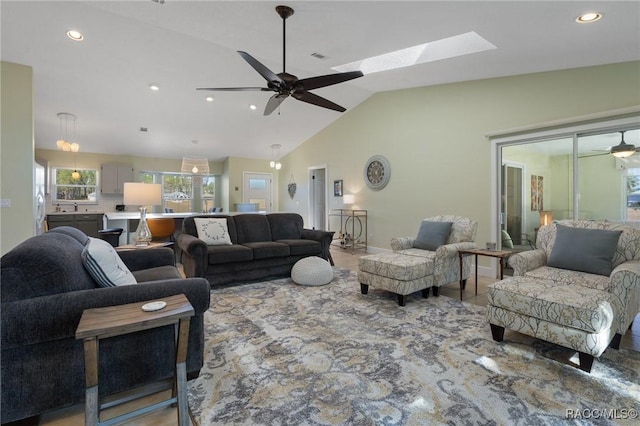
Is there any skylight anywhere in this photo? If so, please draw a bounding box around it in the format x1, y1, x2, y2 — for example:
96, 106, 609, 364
332, 32, 496, 75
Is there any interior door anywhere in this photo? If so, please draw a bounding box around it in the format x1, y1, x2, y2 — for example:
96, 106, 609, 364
501, 163, 524, 245
309, 167, 326, 230
243, 172, 272, 212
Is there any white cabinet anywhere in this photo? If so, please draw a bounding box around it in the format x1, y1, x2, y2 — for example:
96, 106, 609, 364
100, 164, 134, 194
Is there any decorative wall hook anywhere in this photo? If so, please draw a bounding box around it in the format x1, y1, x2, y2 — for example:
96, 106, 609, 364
288, 174, 297, 199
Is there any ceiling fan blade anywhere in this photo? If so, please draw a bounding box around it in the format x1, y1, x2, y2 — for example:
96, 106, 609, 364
292, 91, 346, 112
298, 71, 364, 91
196, 87, 272, 91
264, 94, 288, 116
238, 51, 284, 85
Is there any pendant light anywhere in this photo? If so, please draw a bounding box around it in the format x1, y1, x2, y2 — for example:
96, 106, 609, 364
270, 144, 282, 170
610, 131, 635, 158
56, 113, 79, 152
181, 157, 209, 174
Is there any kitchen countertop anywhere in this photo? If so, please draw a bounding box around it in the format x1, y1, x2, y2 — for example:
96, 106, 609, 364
104, 211, 266, 220
48, 211, 104, 215
104, 212, 200, 220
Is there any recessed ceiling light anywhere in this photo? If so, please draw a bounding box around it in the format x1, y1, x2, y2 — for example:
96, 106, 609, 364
66, 30, 84, 41
149, 84, 160, 91
249, 104, 257, 110
206, 96, 214, 102
332, 31, 496, 75
576, 12, 602, 23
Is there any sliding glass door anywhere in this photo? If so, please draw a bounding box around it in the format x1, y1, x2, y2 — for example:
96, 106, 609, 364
493, 119, 639, 249
500, 137, 573, 244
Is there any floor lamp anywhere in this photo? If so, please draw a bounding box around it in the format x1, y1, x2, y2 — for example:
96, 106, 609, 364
123, 182, 162, 246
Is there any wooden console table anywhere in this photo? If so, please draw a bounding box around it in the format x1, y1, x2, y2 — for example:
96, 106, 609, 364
76, 294, 194, 426
458, 248, 512, 300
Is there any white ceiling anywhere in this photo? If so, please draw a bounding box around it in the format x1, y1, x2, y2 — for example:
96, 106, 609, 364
2, 1, 639, 162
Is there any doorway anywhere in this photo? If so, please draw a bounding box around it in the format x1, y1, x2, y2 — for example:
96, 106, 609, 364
308, 167, 327, 230
501, 162, 524, 245
242, 172, 272, 212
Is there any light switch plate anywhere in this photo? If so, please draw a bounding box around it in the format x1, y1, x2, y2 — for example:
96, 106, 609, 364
0, 199, 11, 208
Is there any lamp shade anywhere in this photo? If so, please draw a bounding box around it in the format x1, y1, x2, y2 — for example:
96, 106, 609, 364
123, 183, 162, 206
539, 210, 553, 227
343, 194, 355, 204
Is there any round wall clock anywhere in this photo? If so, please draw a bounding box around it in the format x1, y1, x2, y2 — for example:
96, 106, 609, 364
363, 155, 390, 190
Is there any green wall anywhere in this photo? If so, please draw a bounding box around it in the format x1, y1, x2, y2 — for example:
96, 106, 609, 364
278, 61, 640, 250
1, 62, 34, 255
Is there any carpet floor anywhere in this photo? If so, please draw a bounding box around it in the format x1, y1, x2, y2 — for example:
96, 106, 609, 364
187, 269, 640, 425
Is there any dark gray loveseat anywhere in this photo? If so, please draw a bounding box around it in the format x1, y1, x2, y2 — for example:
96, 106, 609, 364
178, 213, 334, 286
0, 227, 211, 424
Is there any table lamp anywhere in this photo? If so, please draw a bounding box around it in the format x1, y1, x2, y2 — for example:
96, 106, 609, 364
539, 210, 553, 227
123, 182, 162, 246
343, 194, 355, 205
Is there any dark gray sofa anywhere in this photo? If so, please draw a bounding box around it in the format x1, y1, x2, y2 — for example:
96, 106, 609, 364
178, 213, 334, 286
0, 227, 211, 424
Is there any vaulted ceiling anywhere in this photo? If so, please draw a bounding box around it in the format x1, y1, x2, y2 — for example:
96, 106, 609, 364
2, 1, 639, 161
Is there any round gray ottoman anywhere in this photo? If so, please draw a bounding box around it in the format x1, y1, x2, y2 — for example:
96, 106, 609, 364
291, 256, 333, 286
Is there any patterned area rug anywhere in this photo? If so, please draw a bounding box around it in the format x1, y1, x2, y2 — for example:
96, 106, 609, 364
188, 269, 640, 425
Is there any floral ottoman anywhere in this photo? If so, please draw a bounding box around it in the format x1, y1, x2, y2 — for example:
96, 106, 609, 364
357, 252, 434, 306
486, 275, 620, 372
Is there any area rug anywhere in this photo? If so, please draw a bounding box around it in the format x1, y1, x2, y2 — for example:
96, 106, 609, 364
188, 269, 640, 425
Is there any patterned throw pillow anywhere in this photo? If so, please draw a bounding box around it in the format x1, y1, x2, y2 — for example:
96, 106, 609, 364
194, 217, 232, 246
81, 237, 137, 287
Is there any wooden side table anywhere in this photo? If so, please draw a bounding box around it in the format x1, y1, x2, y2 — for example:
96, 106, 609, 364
115, 241, 175, 251
457, 248, 512, 300
75, 294, 194, 426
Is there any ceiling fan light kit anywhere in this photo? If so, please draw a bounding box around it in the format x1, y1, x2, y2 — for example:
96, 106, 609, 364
197, 5, 363, 116
610, 131, 636, 158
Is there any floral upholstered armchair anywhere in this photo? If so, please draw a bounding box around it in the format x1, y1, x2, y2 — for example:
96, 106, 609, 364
507, 220, 640, 339
391, 215, 478, 296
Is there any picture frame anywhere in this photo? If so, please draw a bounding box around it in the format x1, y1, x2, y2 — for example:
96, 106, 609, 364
334, 180, 343, 197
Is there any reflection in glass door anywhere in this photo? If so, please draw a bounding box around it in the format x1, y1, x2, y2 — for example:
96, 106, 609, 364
501, 163, 524, 245
500, 137, 573, 245
577, 128, 640, 221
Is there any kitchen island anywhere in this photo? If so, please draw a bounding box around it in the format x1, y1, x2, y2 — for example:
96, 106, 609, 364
103, 212, 198, 246
103, 211, 266, 246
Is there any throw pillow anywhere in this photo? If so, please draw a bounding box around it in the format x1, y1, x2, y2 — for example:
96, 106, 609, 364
81, 237, 137, 287
547, 225, 622, 276
412, 221, 453, 251
501, 230, 514, 249
194, 217, 232, 246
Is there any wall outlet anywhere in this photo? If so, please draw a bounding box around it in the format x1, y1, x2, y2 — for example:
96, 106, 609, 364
0, 199, 11, 208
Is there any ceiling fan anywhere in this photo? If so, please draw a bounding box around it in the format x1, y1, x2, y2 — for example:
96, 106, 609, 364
589, 131, 637, 158
197, 5, 364, 116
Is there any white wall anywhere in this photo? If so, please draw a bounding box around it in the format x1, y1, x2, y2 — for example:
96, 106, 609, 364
1, 61, 34, 255
278, 61, 640, 251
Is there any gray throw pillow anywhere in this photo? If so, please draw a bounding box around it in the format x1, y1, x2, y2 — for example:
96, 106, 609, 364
413, 221, 453, 251
547, 225, 622, 276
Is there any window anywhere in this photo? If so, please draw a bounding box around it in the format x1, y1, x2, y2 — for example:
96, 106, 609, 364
201, 176, 216, 212
140, 171, 216, 213
163, 174, 193, 213
53, 167, 98, 203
